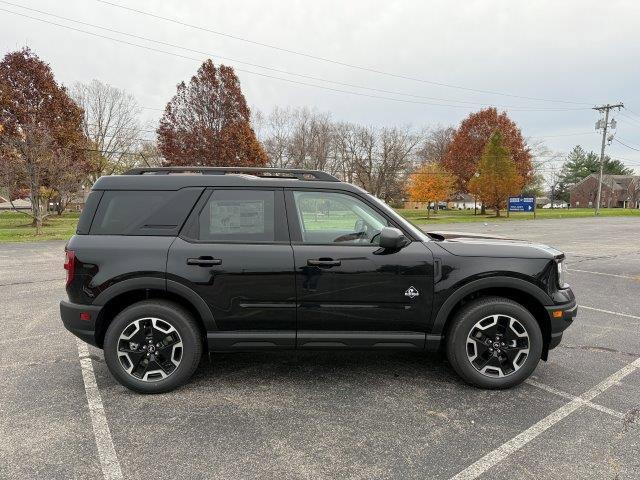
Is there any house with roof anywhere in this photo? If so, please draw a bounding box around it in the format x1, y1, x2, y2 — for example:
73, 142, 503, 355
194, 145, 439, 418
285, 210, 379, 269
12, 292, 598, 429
403, 192, 481, 210
569, 174, 640, 208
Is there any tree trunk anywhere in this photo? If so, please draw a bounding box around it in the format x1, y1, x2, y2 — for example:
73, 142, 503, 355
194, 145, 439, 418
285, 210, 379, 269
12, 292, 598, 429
29, 193, 44, 235
426, 202, 430, 219
495, 208, 501, 217
480, 204, 486, 215
34, 214, 43, 235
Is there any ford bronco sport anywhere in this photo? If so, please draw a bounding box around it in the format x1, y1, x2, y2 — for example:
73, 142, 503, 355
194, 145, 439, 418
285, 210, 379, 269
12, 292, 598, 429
60, 167, 577, 393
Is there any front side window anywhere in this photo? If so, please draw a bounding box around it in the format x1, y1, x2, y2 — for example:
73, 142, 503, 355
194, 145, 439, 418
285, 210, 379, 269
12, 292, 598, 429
198, 190, 275, 242
292, 191, 389, 245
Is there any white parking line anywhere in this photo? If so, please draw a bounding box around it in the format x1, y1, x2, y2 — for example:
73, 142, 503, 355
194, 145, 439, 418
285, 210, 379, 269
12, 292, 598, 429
449, 357, 640, 480
581, 306, 640, 321
568, 268, 639, 280
77, 339, 123, 480
525, 379, 624, 419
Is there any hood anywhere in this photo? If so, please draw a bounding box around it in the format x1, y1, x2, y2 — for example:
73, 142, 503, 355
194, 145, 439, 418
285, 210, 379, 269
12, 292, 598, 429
427, 231, 564, 260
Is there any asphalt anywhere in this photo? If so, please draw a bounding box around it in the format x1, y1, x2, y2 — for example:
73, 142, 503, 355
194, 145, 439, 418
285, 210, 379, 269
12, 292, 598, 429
0, 216, 639, 479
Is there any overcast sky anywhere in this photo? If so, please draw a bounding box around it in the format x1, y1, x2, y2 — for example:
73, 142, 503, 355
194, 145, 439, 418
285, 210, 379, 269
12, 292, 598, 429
1, 0, 639, 172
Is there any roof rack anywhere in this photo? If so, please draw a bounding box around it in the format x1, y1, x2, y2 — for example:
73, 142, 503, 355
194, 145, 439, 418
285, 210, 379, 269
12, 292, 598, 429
123, 166, 340, 182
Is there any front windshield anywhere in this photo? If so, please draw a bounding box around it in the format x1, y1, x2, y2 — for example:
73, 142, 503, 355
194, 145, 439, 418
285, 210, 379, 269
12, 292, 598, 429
364, 193, 430, 242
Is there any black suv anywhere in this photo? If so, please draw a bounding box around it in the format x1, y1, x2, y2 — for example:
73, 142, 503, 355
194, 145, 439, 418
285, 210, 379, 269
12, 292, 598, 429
60, 167, 577, 393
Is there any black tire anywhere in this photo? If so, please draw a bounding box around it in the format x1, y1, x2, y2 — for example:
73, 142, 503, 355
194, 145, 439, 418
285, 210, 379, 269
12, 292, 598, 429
103, 300, 202, 394
446, 296, 543, 389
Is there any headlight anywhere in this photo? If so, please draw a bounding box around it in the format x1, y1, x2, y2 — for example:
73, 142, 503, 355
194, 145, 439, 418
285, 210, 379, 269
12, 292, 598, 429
557, 260, 566, 288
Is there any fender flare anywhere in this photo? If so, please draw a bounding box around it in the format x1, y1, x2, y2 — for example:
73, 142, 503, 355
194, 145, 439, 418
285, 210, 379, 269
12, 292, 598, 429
93, 277, 165, 305
93, 277, 216, 331
430, 276, 553, 335
166, 279, 216, 331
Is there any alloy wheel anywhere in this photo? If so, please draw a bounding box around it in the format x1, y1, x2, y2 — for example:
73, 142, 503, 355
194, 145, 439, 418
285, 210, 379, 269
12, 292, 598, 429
117, 317, 183, 382
466, 314, 530, 378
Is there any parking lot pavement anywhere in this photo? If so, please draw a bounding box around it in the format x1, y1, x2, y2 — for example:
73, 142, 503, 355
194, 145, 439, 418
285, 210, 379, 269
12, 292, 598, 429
0, 216, 638, 480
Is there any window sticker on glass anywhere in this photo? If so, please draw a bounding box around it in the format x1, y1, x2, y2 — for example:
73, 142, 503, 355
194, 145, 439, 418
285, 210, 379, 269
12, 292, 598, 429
209, 200, 265, 234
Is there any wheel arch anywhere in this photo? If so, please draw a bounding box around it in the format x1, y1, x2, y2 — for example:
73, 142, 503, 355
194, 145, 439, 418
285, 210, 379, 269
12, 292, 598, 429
93, 278, 215, 348
433, 277, 553, 360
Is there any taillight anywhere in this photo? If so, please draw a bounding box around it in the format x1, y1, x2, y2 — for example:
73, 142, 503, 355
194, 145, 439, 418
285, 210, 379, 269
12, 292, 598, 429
64, 250, 76, 287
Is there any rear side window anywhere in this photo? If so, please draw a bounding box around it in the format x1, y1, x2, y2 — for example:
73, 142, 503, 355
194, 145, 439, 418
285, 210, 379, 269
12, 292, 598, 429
197, 190, 275, 242
90, 188, 202, 235
76, 190, 103, 234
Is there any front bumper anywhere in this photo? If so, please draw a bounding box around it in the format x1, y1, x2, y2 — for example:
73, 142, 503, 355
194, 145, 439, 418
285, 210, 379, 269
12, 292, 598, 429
60, 300, 102, 347
545, 299, 578, 350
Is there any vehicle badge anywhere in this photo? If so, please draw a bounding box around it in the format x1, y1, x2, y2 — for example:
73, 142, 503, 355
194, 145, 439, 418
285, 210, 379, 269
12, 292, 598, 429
404, 286, 419, 298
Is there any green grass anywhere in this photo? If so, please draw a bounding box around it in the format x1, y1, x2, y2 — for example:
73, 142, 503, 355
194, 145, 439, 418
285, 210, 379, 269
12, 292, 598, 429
0, 211, 79, 243
395, 207, 640, 224
300, 211, 358, 230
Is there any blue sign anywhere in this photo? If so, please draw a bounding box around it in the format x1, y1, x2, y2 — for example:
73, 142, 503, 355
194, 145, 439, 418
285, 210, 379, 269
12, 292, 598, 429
509, 196, 535, 212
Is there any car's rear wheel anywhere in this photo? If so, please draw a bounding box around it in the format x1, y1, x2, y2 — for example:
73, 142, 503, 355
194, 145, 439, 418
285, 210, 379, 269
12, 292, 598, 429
103, 300, 202, 394
446, 296, 542, 389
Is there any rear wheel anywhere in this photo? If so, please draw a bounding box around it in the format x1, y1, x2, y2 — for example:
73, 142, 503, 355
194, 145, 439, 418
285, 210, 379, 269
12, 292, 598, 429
446, 297, 542, 389
103, 300, 202, 394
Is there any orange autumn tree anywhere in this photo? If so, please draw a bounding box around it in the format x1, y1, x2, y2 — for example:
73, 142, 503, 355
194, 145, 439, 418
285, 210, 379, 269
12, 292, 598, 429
407, 163, 456, 218
468, 132, 523, 217
443, 107, 532, 192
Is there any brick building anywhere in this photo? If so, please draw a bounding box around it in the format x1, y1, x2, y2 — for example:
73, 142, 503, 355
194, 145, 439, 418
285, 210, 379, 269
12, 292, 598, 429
569, 174, 640, 209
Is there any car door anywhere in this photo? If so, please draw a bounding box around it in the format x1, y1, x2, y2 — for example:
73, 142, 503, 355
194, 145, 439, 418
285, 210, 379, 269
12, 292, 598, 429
285, 189, 434, 349
167, 188, 296, 350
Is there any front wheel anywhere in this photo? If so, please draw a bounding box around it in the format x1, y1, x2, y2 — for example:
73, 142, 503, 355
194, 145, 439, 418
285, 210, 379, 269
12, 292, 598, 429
446, 297, 543, 389
103, 300, 202, 394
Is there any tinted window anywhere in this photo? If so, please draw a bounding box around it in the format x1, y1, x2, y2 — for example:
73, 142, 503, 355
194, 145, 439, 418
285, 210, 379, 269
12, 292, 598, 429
292, 191, 389, 244
198, 190, 275, 242
90, 189, 201, 235
76, 190, 103, 234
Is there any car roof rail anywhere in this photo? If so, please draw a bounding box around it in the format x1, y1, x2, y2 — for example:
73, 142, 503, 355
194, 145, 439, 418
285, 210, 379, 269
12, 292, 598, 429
123, 166, 340, 182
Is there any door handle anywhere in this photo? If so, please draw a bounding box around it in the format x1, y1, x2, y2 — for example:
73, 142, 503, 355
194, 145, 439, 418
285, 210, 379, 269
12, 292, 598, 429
307, 258, 341, 267
187, 257, 222, 267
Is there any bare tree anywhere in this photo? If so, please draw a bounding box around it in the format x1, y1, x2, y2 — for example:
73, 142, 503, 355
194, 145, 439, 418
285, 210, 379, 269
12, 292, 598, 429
353, 126, 421, 202
260, 107, 295, 168
527, 139, 563, 200
72, 79, 142, 182
136, 141, 164, 168
417, 125, 455, 166
257, 106, 422, 204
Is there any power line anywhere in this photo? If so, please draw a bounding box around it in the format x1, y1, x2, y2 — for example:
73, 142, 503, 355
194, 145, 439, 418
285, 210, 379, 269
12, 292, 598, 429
0, 1, 592, 111
97, 0, 594, 107
0, 3, 591, 113
624, 108, 640, 119
613, 138, 640, 152
529, 131, 594, 139
618, 112, 640, 130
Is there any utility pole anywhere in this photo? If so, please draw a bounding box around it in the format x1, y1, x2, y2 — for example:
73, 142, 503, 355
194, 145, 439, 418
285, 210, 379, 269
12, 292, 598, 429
593, 103, 624, 215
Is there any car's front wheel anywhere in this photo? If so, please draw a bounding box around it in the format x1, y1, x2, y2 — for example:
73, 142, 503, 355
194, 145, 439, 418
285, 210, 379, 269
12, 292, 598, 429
446, 296, 543, 389
103, 300, 202, 394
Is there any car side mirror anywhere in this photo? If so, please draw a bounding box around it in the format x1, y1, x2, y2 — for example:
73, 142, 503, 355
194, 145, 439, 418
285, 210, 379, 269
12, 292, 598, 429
378, 227, 408, 250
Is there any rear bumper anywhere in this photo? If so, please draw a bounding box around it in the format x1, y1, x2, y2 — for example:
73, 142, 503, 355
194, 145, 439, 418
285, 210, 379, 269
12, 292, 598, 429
60, 300, 102, 347
545, 300, 578, 350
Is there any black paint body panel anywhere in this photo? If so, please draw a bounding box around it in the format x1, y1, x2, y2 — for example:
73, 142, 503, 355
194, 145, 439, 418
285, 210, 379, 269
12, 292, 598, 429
292, 242, 433, 336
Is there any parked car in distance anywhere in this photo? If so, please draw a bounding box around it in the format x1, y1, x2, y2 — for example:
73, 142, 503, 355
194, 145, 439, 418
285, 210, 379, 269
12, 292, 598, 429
542, 202, 569, 209
61, 167, 577, 393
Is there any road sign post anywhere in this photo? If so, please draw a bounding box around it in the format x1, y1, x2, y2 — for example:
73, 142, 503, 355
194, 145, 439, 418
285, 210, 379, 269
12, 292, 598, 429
508, 196, 536, 219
